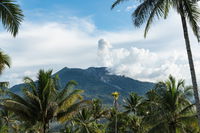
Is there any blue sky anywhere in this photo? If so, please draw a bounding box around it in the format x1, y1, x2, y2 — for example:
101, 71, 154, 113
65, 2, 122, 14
0, 0, 200, 86
20, 0, 134, 30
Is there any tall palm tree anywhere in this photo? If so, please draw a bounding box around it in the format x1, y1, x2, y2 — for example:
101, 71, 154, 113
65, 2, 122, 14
1, 69, 87, 133
0, 0, 23, 37
111, 0, 200, 125
112, 92, 120, 133
145, 75, 199, 132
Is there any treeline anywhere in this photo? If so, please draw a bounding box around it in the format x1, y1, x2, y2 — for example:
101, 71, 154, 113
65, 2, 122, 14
0, 69, 199, 133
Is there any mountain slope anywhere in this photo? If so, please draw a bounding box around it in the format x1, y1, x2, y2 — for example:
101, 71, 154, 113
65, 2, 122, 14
10, 67, 154, 104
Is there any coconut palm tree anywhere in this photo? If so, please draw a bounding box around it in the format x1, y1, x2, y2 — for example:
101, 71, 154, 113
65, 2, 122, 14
111, 0, 200, 124
123, 93, 144, 115
73, 108, 103, 133
106, 109, 130, 133
67, 99, 107, 133
0, 0, 23, 37
90, 99, 108, 121
1, 69, 87, 133
122, 93, 149, 132
145, 75, 199, 132
128, 115, 148, 133
112, 92, 120, 133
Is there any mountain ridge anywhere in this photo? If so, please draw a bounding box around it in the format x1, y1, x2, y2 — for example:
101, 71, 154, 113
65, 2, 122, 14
10, 67, 154, 104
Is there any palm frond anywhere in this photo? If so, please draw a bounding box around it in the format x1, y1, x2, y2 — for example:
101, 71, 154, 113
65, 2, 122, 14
23, 77, 38, 96
24, 90, 42, 111
57, 89, 84, 112
0, 51, 11, 74
0, 0, 24, 37
132, 0, 159, 27
144, 0, 166, 37
57, 100, 89, 123
148, 121, 169, 133
57, 80, 78, 101
6, 91, 30, 107
111, 0, 128, 9
2, 100, 33, 120
183, 0, 200, 42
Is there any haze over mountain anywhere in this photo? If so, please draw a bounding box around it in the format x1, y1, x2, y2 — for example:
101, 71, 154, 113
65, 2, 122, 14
10, 67, 154, 104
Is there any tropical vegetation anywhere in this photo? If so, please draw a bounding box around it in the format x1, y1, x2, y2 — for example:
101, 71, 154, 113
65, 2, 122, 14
0, 70, 198, 132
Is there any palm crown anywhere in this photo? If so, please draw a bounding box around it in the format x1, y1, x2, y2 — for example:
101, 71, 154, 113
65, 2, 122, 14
112, 0, 200, 40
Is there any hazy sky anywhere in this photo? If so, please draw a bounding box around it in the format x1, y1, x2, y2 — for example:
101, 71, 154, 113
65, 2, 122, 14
0, 0, 200, 86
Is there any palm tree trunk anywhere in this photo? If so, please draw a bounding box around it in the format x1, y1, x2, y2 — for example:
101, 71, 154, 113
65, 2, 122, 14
169, 122, 176, 133
43, 123, 46, 133
180, 7, 200, 126
43, 115, 46, 133
114, 99, 118, 133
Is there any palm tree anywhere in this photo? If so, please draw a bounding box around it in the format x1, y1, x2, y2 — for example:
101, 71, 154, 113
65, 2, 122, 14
123, 93, 149, 133
73, 108, 103, 133
111, 0, 200, 124
1, 69, 87, 133
66, 99, 107, 133
90, 99, 108, 121
106, 109, 130, 133
145, 75, 199, 132
128, 115, 147, 133
0, 0, 23, 37
123, 93, 144, 115
112, 92, 120, 133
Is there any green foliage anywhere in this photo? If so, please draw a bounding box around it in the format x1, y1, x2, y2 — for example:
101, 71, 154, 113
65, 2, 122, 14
123, 92, 144, 114
0, 51, 11, 75
145, 75, 199, 132
0, 0, 24, 37
1, 71, 199, 132
73, 108, 104, 133
1, 69, 87, 132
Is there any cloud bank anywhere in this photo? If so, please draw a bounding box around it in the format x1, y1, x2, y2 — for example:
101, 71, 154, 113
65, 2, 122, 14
97, 38, 200, 84
0, 14, 200, 86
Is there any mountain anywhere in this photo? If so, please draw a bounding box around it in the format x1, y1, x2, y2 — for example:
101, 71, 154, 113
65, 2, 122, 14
10, 67, 154, 104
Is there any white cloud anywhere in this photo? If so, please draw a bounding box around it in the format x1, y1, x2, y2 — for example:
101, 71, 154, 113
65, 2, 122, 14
0, 14, 200, 87
0, 17, 100, 85
97, 39, 200, 84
